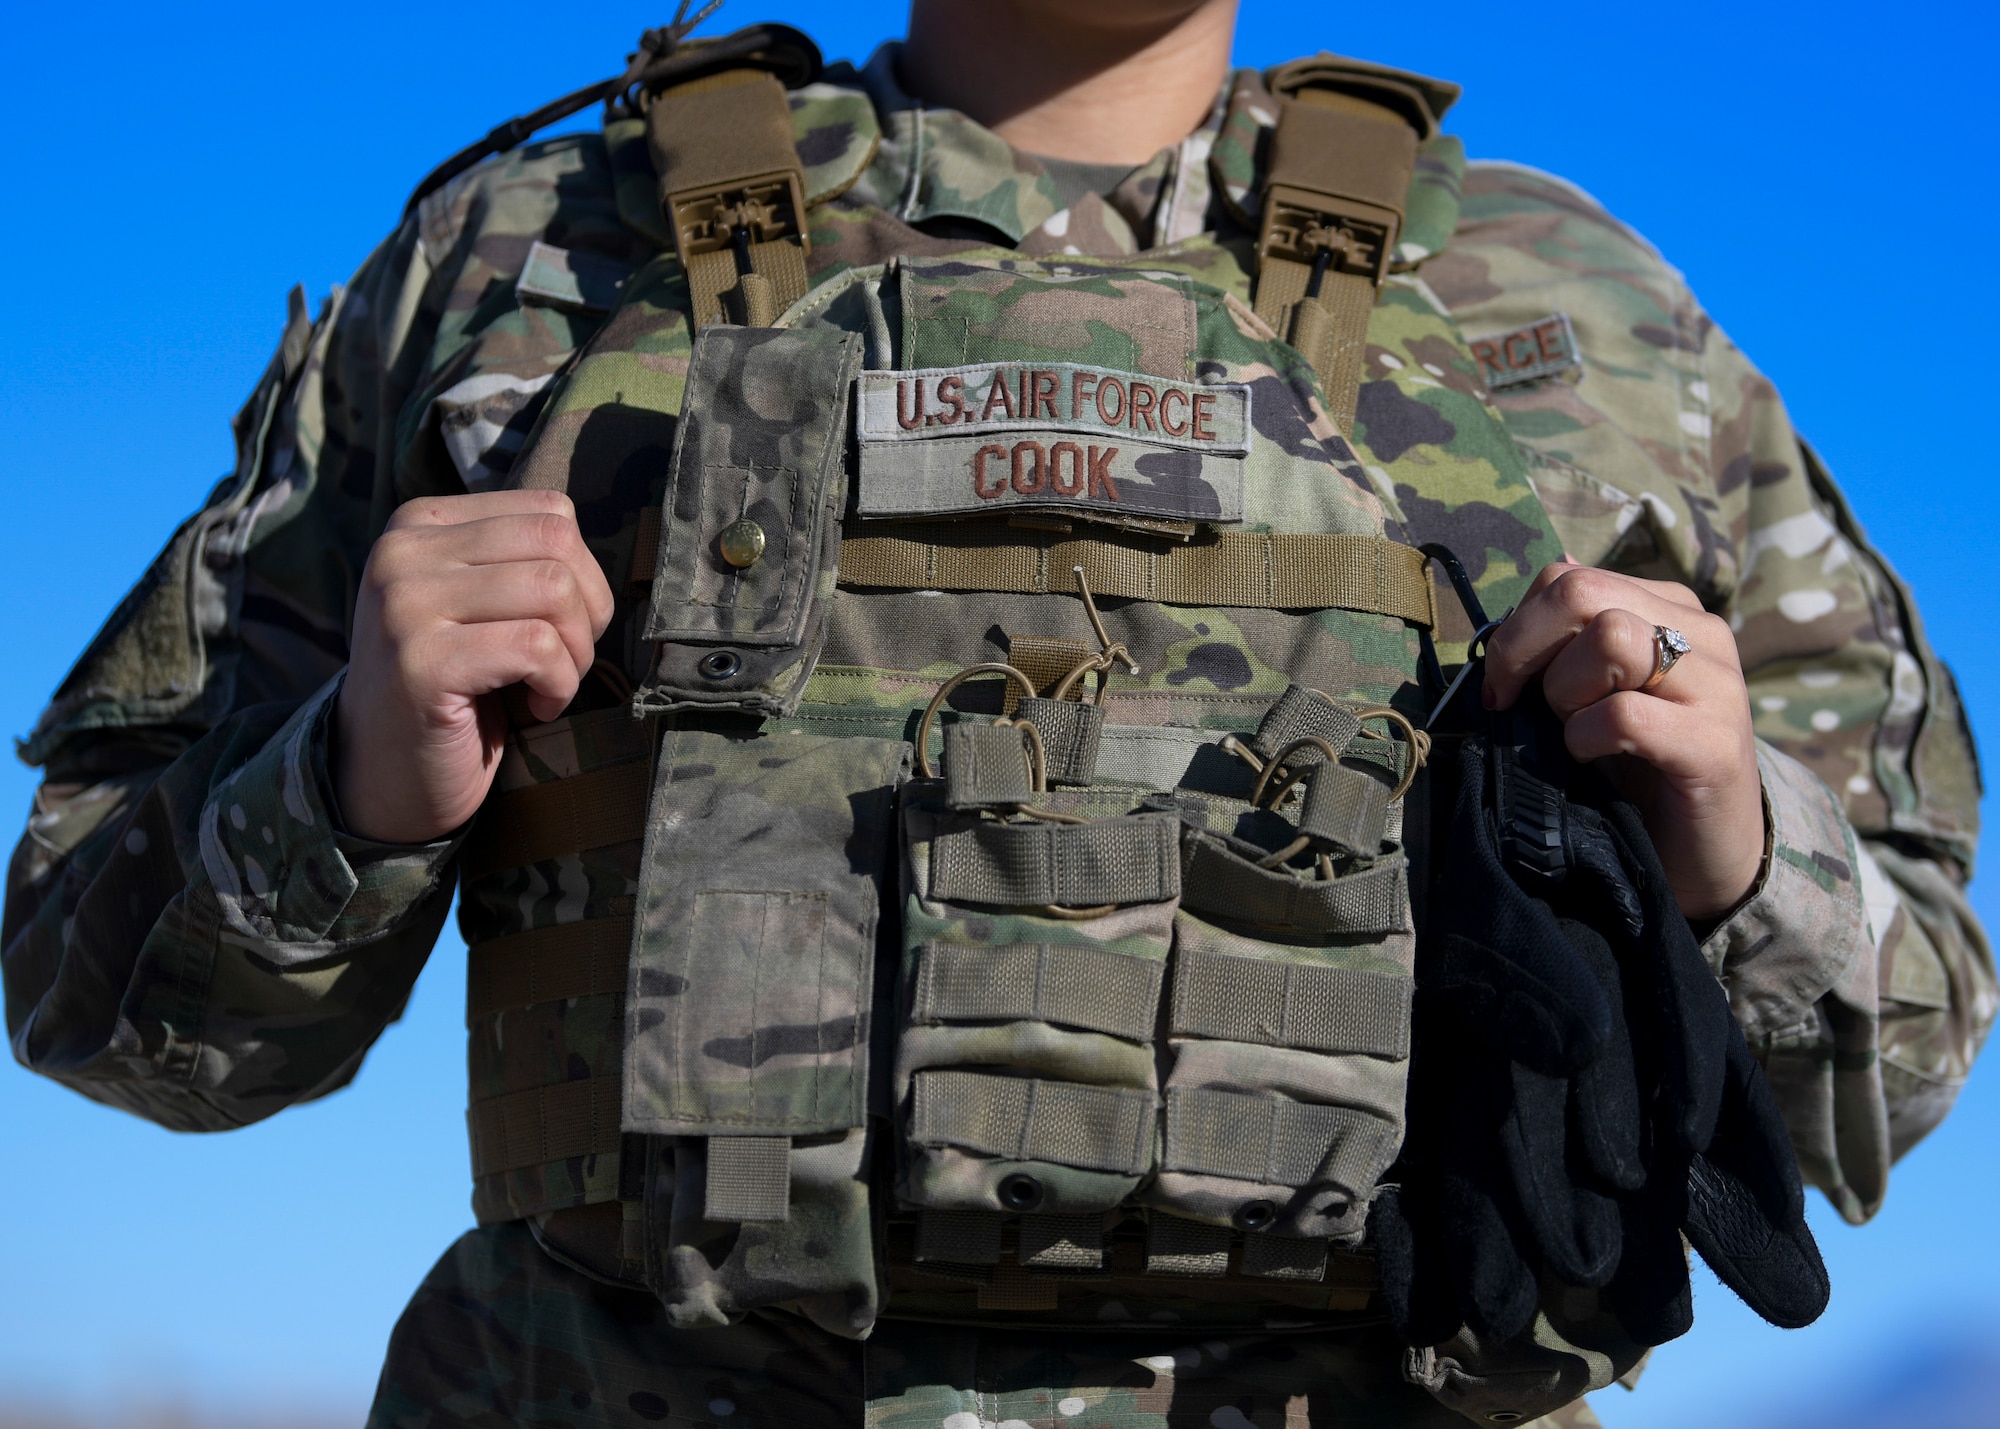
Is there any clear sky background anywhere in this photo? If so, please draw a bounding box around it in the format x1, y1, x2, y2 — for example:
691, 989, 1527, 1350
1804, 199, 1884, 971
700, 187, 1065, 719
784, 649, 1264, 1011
2, 2, 1995, 1424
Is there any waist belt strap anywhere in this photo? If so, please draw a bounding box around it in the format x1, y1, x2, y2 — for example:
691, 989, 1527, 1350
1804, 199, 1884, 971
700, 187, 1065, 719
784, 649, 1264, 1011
648, 67, 811, 327
838, 526, 1436, 628
468, 1075, 623, 1178
1253, 58, 1457, 434
467, 915, 634, 1019
461, 760, 652, 879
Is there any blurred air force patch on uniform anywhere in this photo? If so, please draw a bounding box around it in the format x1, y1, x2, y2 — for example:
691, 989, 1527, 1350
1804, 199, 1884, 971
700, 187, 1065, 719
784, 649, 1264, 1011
1469, 312, 1581, 390
854, 362, 1252, 524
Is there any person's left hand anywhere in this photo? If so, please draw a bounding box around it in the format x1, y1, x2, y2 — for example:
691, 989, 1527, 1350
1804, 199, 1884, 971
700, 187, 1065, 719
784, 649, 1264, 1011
1482, 561, 1763, 922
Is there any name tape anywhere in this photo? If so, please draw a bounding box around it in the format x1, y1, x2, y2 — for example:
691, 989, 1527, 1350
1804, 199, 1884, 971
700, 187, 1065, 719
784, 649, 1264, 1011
1470, 313, 1581, 391
854, 362, 1251, 524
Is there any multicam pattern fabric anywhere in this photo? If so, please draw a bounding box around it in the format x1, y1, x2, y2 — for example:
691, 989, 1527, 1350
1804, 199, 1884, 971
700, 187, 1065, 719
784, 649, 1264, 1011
5, 31, 1988, 1429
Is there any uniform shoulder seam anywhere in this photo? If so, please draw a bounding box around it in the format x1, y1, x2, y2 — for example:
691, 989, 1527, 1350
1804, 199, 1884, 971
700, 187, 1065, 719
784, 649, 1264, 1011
1463, 158, 1682, 280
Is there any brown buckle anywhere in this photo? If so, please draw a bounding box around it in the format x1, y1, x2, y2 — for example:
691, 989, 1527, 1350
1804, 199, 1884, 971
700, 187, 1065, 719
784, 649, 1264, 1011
1259, 184, 1399, 290
667, 171, 808, 262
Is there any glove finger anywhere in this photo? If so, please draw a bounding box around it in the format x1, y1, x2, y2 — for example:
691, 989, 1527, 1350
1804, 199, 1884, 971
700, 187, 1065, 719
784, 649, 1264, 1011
1684, 1149, 1831, 1329
1602, 798, 1729, 1151
1499, 1062, 1621, 1285
1560, 917, 1645, 1191
1441, 1168, 1541, 1342
1604, 1183, 1695, 1347
1372, 1183, 1463, 1348
1711, 1030, 1808, 1226
1428, 741, 1612, 1073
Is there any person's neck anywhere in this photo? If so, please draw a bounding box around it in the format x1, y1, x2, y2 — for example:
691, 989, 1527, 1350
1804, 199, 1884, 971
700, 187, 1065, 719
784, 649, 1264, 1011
899, 1, 1238, 164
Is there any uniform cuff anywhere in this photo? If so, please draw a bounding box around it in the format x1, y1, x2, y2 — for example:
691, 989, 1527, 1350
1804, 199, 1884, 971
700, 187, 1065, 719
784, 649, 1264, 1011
198, 675, 459, 947
1700, 741, 1871, 1044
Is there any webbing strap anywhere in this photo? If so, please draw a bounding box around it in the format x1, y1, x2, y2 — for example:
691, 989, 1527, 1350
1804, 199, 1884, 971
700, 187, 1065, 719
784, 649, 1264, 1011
461, 761, 651, 880
912, 941, 1165, 1042
647, 68, 810, 328
1145, 1214, 1231, 1278
466, 915, 633, 1019
1004, 635, 1094, 714
1017, 697, 1104, 788
704, 1135, 791, 1222
915, 1209, 1005, 1264
1251, 684, 1364, 762
1253, 80, 1422, 432
1241, 1233, 1329, 1283
1164, 1087, 1398, 1190
840, 527, 1434, 627
943, 723, 1038, 809
1172, 947, 1411, 1058
910, 1070, 1157, 1176
930, 813, 1181, 908
1019, 1214, 1105, 1271
467, 1075, 622, 1178
1180, 832, 1410, 936
1298, 763, 1392, 856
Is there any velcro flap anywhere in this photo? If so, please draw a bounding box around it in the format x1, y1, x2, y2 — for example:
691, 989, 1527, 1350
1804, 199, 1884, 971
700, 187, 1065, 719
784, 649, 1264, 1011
1172, 946, 1411, 1058
1164, 1087, 1399, 1192
1180, 830, 1410, 936
1297, 763, 1391, 856
911, 1070, 1157, 1176
704, 1135, 792, 1222
943, 723, 1038, 809
1250, 685, 1363, 763
931, 812, 1181, 908
854, 363, 1250, 525
1017, 697, 1104, 788
913, 940, 1165, 1042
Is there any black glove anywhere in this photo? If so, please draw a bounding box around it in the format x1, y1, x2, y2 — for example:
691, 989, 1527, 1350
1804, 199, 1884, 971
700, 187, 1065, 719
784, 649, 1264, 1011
1376, 702, 1828, 1347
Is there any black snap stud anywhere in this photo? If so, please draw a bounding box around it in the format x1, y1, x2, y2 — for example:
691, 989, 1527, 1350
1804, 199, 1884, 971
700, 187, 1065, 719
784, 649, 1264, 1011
697, 650, 742, 681
998, 1173, 1044, 1211
1235, 1199, 1278, 1231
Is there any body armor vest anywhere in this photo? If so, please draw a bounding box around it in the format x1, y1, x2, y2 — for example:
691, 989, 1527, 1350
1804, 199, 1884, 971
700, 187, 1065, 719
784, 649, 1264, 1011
450, 33, 1568, 1340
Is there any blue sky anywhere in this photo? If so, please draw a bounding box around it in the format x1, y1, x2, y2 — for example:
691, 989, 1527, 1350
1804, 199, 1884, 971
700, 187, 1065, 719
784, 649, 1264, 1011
2, 2, 1995, 1422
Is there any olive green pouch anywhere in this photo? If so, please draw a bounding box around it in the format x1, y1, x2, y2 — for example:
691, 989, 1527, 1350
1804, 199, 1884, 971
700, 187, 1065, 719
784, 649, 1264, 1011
624, 723, 908, 1338
892, 779, 1179, 1273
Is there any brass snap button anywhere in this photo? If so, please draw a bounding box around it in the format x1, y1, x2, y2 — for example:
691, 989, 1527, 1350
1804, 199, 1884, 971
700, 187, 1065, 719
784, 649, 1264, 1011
718, 519, 766, 569
698, 650, 742, 681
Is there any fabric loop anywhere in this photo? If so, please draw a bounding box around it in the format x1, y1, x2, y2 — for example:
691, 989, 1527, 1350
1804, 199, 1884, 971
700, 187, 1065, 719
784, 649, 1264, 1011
910, 1070, 1157, 1176
944, 723, 1039, 809
1016, 697, 1105, 787
1164, 1086, 1400, 1192
1298, 762, 1392, 857
1180, 829, 1410, 935
912, 940, 1165, 1043
1171, 945, 1411, 1059
704, 1134, 792, 1222
930, 813, 1181, 908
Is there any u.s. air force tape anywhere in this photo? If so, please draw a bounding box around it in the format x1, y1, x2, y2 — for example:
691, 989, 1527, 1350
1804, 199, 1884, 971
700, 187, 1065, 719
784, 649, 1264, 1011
854, 362, 1251, 524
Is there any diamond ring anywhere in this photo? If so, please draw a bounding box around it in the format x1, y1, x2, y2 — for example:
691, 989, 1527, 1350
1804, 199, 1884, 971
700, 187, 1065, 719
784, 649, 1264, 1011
1640, 625, 1691, 691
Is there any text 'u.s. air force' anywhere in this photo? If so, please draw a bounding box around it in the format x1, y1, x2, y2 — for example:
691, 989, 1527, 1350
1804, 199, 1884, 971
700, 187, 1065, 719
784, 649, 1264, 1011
854, 362, 1251, 524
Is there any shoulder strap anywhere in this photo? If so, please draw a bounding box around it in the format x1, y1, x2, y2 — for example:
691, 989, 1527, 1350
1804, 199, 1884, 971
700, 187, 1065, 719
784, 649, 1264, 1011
1252, 56, 1459, 434
402, 21, 820, 218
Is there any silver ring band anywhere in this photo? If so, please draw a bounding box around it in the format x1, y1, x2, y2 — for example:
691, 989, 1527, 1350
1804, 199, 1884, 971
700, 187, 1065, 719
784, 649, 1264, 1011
1641, 625, 1690, 691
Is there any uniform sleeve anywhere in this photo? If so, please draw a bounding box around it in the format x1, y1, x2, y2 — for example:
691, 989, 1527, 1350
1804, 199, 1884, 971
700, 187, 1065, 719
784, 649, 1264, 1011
1432, 161, 1992, 1223
1, 217, 461, 1132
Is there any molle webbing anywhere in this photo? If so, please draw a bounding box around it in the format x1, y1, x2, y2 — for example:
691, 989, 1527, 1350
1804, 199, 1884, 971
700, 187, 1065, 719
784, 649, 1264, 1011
1254, 59, 1455, 433
467, 915, 634, 1019
647, 67, 810, 327
1164, 1087, 1397, 1190
461, 759, 652, 879
911, 941, 1166, 1042
468, 1074, 623, 1178
838, 527, 1436, 628
911, 1069, 1158, 1177
929, 813, 1182, 907
1172, 947, 1411, 1058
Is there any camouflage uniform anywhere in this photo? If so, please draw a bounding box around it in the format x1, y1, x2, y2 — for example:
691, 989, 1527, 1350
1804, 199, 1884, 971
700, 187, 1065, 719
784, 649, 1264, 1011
4, 39, 1989, 1428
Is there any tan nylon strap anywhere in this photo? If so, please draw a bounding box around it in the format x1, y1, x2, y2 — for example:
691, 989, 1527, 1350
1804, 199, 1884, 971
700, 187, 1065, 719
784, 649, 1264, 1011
1253, 84, 1421, 433
930, 813, 1182, 908
461, 761, 652, 880
1297, 762, 1393, 857
467, 1075, 622, 1179
1171, 946, 1411, 1058
839, 528, 1435, 628
943, 723, 1039, 809
1163, 1086, 1399, 1191
910, 1069, 1157, 1176
1015, 697, 1104, 788
1145, 1214, 1232, 1278
647, 67, 810, 327
466, 916, 634, 1020
1003, 634, 1094, 713
911, 940, 1166, 1042
1018, 1214, 1105, 1271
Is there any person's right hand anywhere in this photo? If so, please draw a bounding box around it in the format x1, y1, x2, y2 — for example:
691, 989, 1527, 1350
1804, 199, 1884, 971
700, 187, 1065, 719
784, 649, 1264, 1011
333, 491, 615, 845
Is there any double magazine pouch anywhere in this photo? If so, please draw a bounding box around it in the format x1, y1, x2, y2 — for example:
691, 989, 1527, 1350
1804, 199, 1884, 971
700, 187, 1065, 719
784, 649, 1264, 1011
896, 688, 1418, 1288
